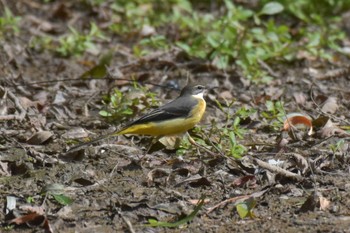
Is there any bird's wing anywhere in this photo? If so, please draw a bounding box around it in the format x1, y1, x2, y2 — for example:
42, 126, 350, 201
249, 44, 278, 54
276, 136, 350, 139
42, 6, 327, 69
125, 96, 198, 126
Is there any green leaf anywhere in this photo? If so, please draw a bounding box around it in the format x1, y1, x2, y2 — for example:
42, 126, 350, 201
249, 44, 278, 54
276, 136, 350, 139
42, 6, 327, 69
80, 50, 113, 79
145, 197, 205, 228
176, 42, 191, 53
99, 110, 112, 117
236, 197, 256, 219
260, 2, 284, 15
52, 194, 73, 205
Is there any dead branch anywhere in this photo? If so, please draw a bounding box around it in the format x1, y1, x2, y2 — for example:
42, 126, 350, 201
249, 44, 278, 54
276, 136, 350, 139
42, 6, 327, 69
253, 158, 304, 181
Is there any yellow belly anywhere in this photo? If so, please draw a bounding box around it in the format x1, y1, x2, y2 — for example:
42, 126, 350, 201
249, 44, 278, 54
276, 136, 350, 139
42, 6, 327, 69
117, 98, 206, 136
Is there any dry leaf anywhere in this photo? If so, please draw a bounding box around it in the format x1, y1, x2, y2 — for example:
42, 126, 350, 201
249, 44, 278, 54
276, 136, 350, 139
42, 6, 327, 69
19, 205, 45, 215
265, 86, 284, 100
319, 119, 350, 138
6, 196, 16, 214
232, 175, 257, 188
283, 112, 313, 135
147, 168, 170, 183
0, 161, 10, 176
319, 196, 330, 211
293, 92, 307, 105
19, 97, 39, 110
218, 90, 234, 101
27, 131, 53, 145
188, 199, 210, 205
299, 192, 318, 213
140, 25, 156, 37
290, 153, 309, 174
61, 127, 89, 139
159, 136, 181, 150
321, 97, 338, 114
10, 213, 44, 225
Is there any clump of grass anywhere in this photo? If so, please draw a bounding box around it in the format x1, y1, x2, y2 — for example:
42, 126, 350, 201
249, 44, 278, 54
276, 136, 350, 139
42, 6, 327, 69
0, 7, 21, 37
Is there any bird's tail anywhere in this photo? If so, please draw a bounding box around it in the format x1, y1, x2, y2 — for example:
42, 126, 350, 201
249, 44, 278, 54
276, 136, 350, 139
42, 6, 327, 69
65, 132, 114, 154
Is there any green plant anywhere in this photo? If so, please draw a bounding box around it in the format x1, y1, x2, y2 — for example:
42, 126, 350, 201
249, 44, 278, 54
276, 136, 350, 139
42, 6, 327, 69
146, 197, 205, 227
135, 35, 170, 57
263, 0, 347, 60
3, 225, 15, 231
273, 0, 350, 23
0, 7, 21, 36
261, 100, 285, 130
108, 0, 347, 82
99, 84, 159, 123
329, 139, 345, 155
56, 22, 106, 57
26, 196, 35, 204
236, 197, 257, 219
228, 130, 247, 159
41, 183, 73, 206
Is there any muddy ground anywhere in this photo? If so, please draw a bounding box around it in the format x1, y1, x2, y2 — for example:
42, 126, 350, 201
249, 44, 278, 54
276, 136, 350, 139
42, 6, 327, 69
1, 1, 350, 233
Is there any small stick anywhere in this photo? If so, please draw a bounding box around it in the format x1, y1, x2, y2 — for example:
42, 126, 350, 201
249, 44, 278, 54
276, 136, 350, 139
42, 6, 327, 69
254, 158, 303, 181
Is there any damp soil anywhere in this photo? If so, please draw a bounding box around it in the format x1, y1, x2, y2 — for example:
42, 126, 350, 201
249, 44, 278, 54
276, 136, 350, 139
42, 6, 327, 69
1, 1, 350, 232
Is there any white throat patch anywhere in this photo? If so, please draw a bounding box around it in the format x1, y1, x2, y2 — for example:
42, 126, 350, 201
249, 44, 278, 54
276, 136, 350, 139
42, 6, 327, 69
192, 92, 204, 99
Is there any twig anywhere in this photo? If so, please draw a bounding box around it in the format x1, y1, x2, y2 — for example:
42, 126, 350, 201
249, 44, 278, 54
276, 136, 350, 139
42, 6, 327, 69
315, 67, 350, 80
187, 132, 218, 157
83, 91, 100, 117
206, 189, 268, 214
119, 211, 136, 233
258, 59, 279, 78
206, 194, 250, 214
109, 161, 119, 179
0, 86, 26, 121
203, 133, 226, 157
253, 158, 304, 181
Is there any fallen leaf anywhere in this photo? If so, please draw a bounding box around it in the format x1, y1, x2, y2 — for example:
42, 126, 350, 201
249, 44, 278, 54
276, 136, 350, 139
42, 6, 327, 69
293, 92, 307, 105
0, 161, 10, 176
52, 194, 73, 205
283, 112, 313, 136
232, 175, 257, 188
321, 96, 338, 114
147, 168, 171, 184
299, 192, 318, 213
53, 91, 66, 105
319, 119, 350, 138
264, 86, 284, 100
19, 205, 45, 215
159, 136, 181, 150
27, 131, 53, 145
312, 116, 329, 128
188, 199, 210, 205
61, 127, 89, 139
290, 153, 309, 174
319, 196, 330, 211
236, 197, 256, 219
19, 97, 40, 110
140, 24, 156, 37
218, 90, 234, 101
9, 212, 44, 225
6, 196, 16, 214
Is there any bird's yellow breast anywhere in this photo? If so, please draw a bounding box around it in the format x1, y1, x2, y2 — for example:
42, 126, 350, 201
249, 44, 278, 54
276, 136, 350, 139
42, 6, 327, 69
118, 97, 206, 136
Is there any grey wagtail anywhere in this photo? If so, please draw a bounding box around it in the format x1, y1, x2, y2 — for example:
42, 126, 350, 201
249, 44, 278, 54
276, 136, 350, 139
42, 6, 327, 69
67, 84, 207, 153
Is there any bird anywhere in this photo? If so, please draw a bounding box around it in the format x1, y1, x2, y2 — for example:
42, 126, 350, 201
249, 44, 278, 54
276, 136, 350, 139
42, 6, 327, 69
66, 84, 207, 153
